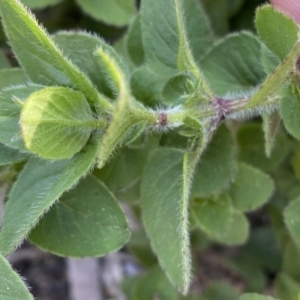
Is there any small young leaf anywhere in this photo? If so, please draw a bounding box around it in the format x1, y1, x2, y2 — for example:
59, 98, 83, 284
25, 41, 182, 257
75, 0, 136, 26
240, 294, 279, 300
141, 0, 200, 75
192, 125, 237, 197
262, 111, 281, 157
237, 123, 290, 171
228, 163, 274, 212
0, 143, 29, 166
0, 0, 111, 110
201, 32, 265, 95
281, 86, 300, 140
21, 0, 62, 9
0, 68, 27, 91
192, 194, 233, 238
0, 85, 43, 151
0, 141, 98, 256
213, 210, 249, 245
0, 253, 33, 300
52, 31, 121, 99
255, 5, 298, 60
29, 175, 130, 257
284, 197, 300, 249
141, 149, 193, 293
133, 266, 178, 300
20, 87, 102, 160
127, 15, 145, 66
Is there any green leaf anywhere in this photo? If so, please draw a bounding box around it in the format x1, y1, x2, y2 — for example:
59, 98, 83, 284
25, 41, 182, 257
75, 0, 136, 26
133, 266, 178, 300
0, 85, 43, 151
0, 253, 33, 300
141, 0, 201, 75
201, 32, 265, 95
192, 125, 237, 198
201, 0, 229, 36
127, 15, 145, 66
292, 147, 300, 182
260, 44, 280, 75
0, 143, 29, 166
283, 240, 300, 282
255, 5, 298, 61
262, 111, 281, 157
0, 68, 27, 91
0, 141, 98, 256
237, 123, 290, 171
213, 210, 249, 245
20, 87, 102, 160
52, 31, 121, 99
284, 197, 300, 249
228, 163, 274, 212
225, 0, 245, 17
21, 0, 62, 9
200, 281, 239, 300
0, 0, 111, 111
141, 149, 195, 293
240, 294, 279, 300
275, 273, 300, 300
95, 47, 150, 168
192, 194, 233, 238
29, 175, 130, 256
0, 51, 10, 69
130, 66, 167, 107
281, 86, 300, 140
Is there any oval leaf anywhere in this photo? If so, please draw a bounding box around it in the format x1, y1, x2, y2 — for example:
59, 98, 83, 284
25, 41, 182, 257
0, 254, 33, 300
29, 175, 130, 257
141, 149, 192, 294
192, 125, 237, 197
228, 163, 274, 212
20, 87, 101, 160
0, 141, 98, 256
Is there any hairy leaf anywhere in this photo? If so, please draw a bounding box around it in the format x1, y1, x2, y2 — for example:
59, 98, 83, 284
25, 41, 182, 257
21, 0, 62, 9
201, 32, 265, 95
284, 197, 300, 249
228, 163, 274, 212
237, 123, 289, 171
0, 143, 29, 166
0, 0, 111, 111
255, 5, 298, 60
75, 0, 136, 26
141, 149, 194, 293
141, 0, 202, 75
0, 85, 43, 151
262, 111, 281, 157
127, 15, 144, 66
29, 175, 130, 256
0, 68, 27, 91
0, 141, 98, 256
53, 31, 120, 99
212, 210, 249, 245
192, 194, 233, 238
192, 125, 237, 197
0, 253, 33, 300
20, 87, 101, 160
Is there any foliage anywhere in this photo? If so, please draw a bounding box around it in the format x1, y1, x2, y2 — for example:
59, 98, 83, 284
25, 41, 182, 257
0, 0, 300, 299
